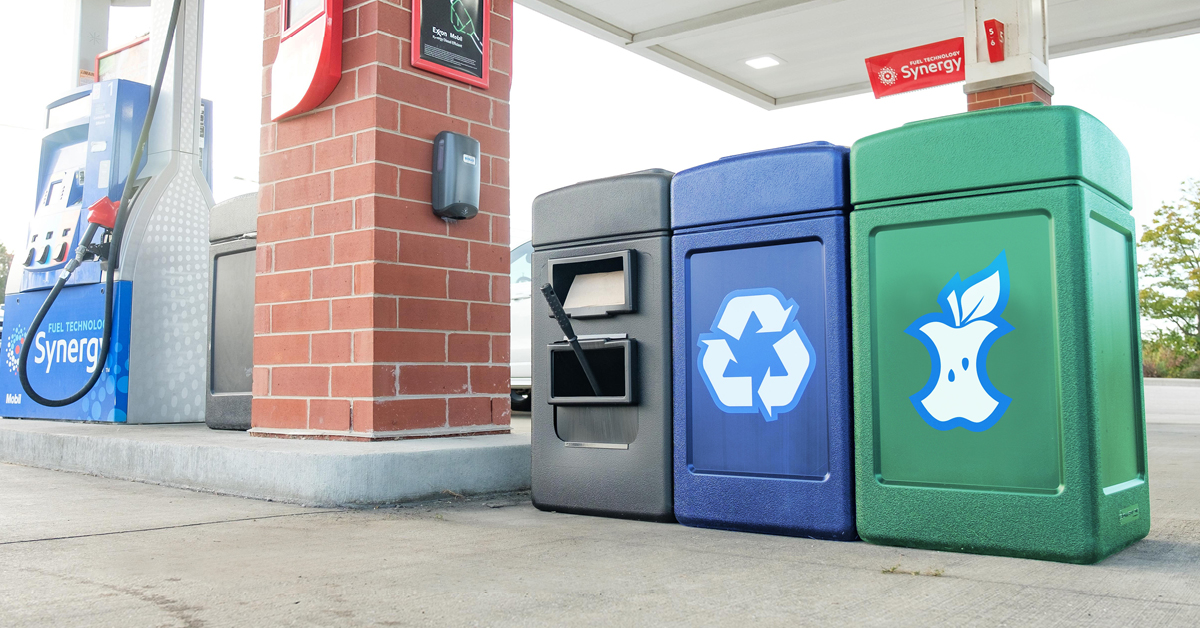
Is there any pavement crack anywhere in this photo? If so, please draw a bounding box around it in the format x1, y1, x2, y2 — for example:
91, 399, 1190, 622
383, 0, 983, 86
0, 510, 347, 546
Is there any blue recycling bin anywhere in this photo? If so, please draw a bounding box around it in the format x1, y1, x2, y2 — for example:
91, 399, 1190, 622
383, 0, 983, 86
671, 142, 855, 539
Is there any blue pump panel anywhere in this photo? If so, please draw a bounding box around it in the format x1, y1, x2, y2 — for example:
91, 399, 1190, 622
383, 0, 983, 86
18, 80, 149, 293
671, 141, 850, 229
83, 80, 150, 209
1, 79, 150, 421
0, 282, 133, 422
671, 143, 855, 540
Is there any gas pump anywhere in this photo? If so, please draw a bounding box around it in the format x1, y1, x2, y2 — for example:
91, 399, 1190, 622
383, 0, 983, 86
1, 0, 214, 424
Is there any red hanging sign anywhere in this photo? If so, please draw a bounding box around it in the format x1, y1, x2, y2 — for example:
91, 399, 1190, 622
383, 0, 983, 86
985, 19, 1006, 63
864, 38, 965, 98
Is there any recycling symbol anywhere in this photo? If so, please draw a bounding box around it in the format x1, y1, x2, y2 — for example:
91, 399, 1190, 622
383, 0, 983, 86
697, 288, 816, 420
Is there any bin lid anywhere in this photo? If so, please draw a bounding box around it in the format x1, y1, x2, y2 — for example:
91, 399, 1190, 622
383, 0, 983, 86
671, 141, 850, 229
532, 169, 673, 247
210, 192, 258, 242
851, 104, 1132, 209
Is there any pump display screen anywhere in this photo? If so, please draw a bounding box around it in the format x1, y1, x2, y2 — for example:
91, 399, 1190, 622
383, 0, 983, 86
46, 97, 92, 129
44, 181, 62, 206
286, 0, 323, 29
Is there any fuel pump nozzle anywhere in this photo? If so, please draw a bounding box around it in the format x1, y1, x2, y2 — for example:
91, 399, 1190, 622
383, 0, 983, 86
540, 283, 604, 397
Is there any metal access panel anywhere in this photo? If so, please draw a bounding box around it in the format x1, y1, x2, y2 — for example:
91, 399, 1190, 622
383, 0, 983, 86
531, 169, 674, 522
206, 193, 258, 430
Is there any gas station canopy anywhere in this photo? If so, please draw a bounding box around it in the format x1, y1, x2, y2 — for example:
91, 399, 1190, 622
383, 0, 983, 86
519, 0, 1200, 109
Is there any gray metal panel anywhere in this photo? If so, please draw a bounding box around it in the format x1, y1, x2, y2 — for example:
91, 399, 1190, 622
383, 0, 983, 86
532, 169, 673, 247
531, 235, 674, 522
124, 161, 212, 424
118, 0, 213, 424
148, 0, 205, 161
210, 193, 258, 242
206, 237, 255, 431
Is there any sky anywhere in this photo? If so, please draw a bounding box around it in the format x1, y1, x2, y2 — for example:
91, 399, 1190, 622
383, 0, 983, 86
0, 3, 1196, 255
509, 8, 1200, 246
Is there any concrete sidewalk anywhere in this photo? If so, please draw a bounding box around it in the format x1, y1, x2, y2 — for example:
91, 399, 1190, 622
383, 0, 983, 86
0, 387, 1198, 625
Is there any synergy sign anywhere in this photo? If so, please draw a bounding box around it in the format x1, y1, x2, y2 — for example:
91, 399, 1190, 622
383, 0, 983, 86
0, 282, 132, 422
865, 38, 965, 98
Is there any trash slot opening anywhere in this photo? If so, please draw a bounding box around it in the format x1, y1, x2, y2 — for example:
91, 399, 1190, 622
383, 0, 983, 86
548, 339, 635, 405
549, 250, 635, 318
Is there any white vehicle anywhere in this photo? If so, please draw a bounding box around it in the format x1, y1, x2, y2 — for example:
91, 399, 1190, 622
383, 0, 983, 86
510, 241, 533, 411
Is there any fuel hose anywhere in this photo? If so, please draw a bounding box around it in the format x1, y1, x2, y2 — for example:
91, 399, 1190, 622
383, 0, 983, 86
18, 0, 184, 407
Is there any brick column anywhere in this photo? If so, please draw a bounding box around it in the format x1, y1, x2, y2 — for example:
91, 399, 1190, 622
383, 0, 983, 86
253, 0, 513, 440
963, 0, 1053, 111
967, 83, 1051, 111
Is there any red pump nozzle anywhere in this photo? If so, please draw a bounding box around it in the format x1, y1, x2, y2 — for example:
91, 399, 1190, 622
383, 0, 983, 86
86, 197, 120, 230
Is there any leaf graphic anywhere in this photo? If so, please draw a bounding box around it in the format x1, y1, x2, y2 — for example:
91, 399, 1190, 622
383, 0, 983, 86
946, 290, 961, 327
961, 271, 1001, 324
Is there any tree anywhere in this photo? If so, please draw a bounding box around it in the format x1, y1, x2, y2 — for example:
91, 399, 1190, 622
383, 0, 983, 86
0, 243, 10, 306
1139, 181, 1200, 377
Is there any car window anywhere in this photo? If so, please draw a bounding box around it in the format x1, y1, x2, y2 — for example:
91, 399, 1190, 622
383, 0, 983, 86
510, 241, 532, 284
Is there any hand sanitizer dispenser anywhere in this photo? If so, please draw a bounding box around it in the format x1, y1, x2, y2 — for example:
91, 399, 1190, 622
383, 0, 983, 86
432, 131, 481, 220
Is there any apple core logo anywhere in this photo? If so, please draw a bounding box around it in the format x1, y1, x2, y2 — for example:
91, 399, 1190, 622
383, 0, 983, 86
906, 252, 1012, 432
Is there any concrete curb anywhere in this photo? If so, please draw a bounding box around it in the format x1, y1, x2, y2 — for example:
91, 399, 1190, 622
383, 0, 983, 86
1145, 377, 1200, 388
0, 421, 531, 507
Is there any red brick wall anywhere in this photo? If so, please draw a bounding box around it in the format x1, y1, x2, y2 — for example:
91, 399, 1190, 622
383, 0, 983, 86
967, 83, 1051, 111
254, 0, 512, 439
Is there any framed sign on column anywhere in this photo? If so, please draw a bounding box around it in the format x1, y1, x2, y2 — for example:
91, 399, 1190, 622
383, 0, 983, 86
411, 0, 491, 89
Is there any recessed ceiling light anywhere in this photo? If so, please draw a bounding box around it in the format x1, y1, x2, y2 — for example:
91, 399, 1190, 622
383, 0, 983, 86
745, 55, 783, 70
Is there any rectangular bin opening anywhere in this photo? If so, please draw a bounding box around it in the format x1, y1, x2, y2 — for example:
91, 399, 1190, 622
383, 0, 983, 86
548, 338, 636, 405
549, 250, 635, 318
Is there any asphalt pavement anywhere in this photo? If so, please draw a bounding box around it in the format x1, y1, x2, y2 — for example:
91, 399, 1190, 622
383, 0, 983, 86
0, 385, 1197, 626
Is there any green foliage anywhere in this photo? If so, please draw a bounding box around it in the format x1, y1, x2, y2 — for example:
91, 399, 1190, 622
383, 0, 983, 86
1141, 329, 1200, 379
1139, 181, 1200, 377
0, 243, 10, 306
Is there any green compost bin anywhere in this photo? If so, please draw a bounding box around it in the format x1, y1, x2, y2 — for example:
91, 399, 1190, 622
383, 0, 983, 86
850, 104, 1150, 563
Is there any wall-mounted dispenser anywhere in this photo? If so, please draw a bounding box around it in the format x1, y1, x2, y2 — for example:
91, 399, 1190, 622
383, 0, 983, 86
432, 131, 481, 220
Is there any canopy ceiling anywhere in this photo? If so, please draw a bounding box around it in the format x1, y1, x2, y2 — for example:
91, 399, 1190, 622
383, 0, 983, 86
518, 0, 1200, 108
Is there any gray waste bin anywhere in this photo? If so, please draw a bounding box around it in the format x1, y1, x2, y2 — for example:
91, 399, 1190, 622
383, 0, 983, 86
206, 193, 258, 430
531, 169, 674, 522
